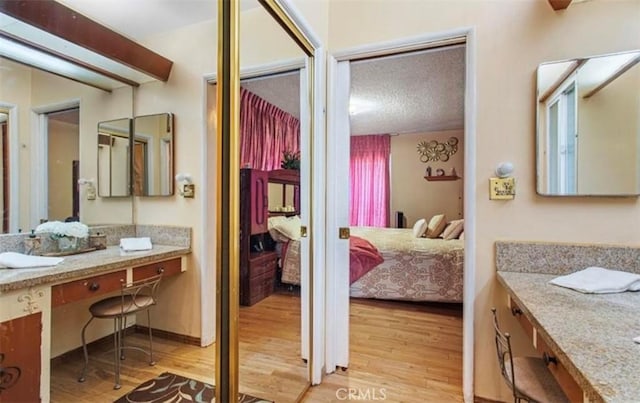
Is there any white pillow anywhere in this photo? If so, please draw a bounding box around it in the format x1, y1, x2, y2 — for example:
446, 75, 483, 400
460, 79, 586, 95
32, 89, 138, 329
442, 219, 464, 240
268, 215, 301, 241
412, 218, 428, 238
425, 214, 447, 238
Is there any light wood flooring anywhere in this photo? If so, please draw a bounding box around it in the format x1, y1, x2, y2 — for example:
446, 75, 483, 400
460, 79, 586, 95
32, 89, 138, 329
50, 294, 463, 402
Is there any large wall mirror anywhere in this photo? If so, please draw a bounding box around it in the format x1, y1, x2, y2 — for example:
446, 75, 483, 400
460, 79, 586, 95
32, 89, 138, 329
0, 56, 134, 232
98, 118, 131, 197
536, 49, 640, 196
132, 113, 174, 196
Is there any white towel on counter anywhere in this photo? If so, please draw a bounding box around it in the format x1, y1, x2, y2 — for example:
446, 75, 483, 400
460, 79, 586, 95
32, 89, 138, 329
549, 266, 640, 294
119, 237, 153, 252
0, 252, 64, 269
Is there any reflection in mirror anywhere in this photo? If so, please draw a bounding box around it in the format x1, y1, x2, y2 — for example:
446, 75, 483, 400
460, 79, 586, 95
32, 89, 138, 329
537, 50, 640, 196
231, 2, 311, 401
0, 55, 134, 233
132, 113, 174, 196
98, 118, 131, 197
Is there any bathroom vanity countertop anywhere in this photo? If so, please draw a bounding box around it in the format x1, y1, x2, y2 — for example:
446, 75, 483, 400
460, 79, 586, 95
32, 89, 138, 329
497, 271, 640, 403
0, 244, 190, 292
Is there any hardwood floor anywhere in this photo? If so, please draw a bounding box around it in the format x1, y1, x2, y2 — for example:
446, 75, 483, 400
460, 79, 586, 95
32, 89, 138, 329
50, 295, 463, 402
302, 298, 463, 402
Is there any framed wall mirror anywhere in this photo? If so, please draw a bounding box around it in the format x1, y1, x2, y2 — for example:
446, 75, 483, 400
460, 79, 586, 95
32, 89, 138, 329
0, 55, 134, 232
536, 49, 640, 196
132, 113, 174, 196
97, 118, 131, 197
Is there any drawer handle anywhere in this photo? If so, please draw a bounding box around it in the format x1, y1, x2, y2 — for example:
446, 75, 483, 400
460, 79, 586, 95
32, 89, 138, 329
157, 267, 165, 274
88, 282, 100, 292
511, 307, 523, 316
543, 352, 558, 366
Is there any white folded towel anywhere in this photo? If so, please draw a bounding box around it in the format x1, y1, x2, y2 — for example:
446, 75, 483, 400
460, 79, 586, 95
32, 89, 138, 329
549, 266, 640, 294
119, 237, 153, 252
0, 252, 64, 269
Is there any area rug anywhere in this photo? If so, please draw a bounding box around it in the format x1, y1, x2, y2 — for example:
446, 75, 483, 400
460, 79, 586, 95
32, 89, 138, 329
115, 372, 272, 403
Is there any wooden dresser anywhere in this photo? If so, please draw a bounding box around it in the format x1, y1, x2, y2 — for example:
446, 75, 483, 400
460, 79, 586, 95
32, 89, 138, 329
240, 168, 277, 306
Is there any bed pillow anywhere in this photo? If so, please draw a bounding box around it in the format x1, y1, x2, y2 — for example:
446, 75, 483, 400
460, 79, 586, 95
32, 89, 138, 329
425, 214, 447, 238
458, 230, 465, 241
443, 219, 464, 240
412, 218, 428, 238
268, 215, 301, 242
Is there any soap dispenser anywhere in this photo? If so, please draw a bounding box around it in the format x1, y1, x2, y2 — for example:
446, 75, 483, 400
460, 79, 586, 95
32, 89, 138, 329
24, 230, 42, 256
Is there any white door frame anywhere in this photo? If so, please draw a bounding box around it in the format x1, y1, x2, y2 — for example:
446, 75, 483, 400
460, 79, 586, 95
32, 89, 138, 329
30, 99, 80, 228
325, 27, 477, 402
0, 102, 20, 233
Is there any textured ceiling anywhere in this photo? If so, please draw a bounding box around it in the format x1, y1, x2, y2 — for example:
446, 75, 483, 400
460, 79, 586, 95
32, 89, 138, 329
241, 71, 301, 119
239, 45, 465, 136
350, 45, 465, 135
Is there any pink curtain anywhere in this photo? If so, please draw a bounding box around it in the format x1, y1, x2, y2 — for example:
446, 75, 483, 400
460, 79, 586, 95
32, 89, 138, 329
350, 134, 390, 227
240, 88, 300, 171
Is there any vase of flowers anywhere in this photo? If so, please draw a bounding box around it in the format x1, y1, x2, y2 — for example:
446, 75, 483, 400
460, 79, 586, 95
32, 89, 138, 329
35, 221, 89, 253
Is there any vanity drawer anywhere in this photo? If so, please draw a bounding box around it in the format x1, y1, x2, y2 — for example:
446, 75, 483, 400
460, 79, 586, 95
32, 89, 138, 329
249, 252, 277, 279
133, 257, 182, 281
51, 270, 126, 307
509, 296, 534, 340
535, 335, 583, 402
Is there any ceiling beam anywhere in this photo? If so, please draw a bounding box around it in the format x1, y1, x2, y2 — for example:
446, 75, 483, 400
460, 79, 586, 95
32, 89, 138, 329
0, 0, 173, 82
548, 0, 573, 10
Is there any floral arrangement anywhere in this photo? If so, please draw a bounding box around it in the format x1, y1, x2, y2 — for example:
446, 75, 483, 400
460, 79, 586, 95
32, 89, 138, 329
35, 221, 89, 239
281, 150, 300, 170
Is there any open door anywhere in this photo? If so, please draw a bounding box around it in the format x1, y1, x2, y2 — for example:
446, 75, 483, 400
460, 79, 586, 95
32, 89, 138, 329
325, 57, 351, 371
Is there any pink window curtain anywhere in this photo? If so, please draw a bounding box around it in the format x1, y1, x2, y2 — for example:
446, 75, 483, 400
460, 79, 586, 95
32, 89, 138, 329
240, 88, 300, 171
350, 134, 391, 227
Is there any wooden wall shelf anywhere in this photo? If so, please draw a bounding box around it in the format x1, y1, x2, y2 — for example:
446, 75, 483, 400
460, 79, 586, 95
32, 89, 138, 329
424, 175, 461, 182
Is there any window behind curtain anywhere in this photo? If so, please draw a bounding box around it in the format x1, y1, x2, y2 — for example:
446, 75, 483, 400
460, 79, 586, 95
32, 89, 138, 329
350, 134, 390, 227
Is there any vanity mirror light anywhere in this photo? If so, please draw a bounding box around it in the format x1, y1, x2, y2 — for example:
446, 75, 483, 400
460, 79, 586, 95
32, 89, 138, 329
97, 118, 131, 197
132, 113, 174, 196
536, 49, 640, 196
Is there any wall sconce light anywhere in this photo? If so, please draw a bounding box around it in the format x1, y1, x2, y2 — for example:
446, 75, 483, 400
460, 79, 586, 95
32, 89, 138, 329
175, 173, 195, 198
77, 178, 96, 200
490, 162, 515, 200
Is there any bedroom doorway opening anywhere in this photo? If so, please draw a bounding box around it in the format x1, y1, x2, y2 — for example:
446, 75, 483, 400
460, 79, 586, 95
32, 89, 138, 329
326, 33, 474, 401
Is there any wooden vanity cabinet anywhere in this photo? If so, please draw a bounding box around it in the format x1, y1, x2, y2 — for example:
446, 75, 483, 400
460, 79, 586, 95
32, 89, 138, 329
508, 296, 583, 402
0, 312, 41, 402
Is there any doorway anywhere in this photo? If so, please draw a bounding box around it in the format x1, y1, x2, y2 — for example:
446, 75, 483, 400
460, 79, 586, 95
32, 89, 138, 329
326, 30, 476, 402
46, 108, 80, 222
